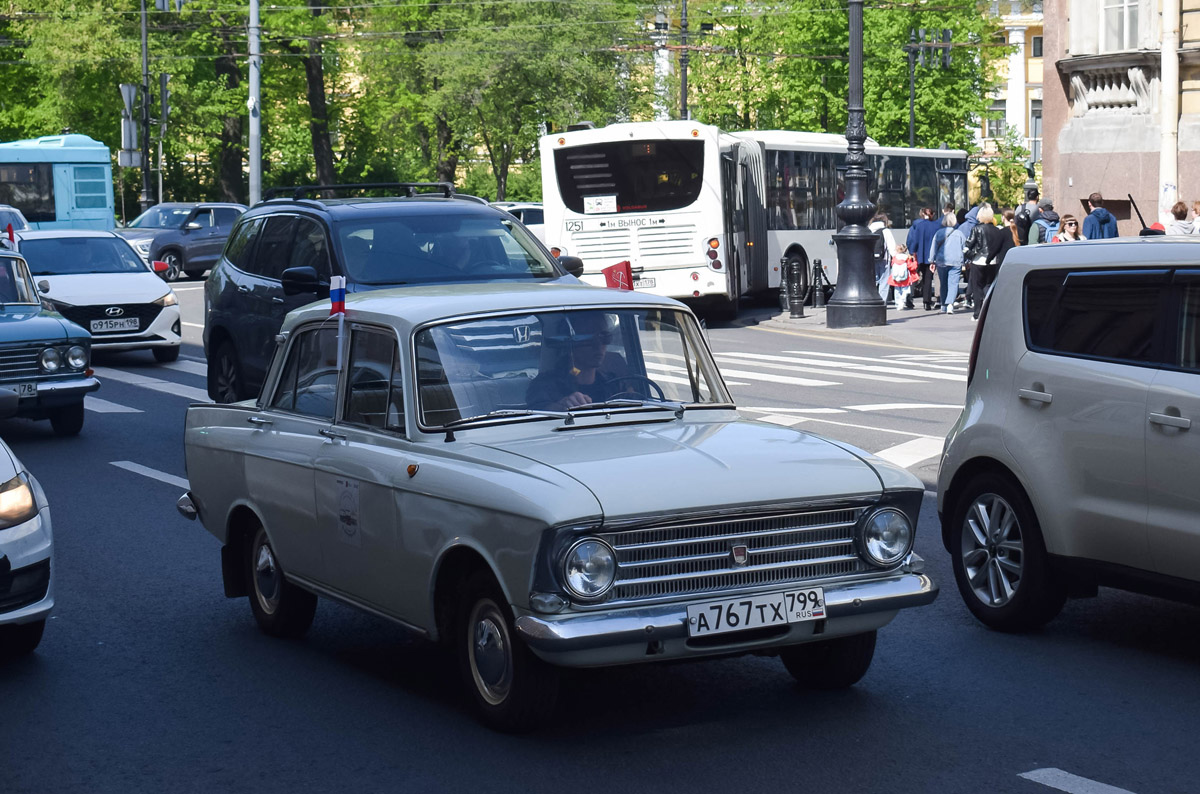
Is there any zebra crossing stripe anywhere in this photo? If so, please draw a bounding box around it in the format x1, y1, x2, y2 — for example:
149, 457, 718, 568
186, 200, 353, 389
716, 352, 917, 384
782, 349, 968, 374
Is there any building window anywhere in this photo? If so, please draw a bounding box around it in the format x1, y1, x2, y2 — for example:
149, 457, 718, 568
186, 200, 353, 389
1103, 0, 1139, 52
986, 100, 1007, 139
1030, 100, 1043, 163
1031, 36, 1043, 58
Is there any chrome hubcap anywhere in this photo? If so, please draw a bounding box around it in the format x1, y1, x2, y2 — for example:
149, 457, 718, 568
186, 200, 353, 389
163, 253, 180, 281
468, 600, 513, 706
961, 493, 1024, 607
254, 537, 281, 615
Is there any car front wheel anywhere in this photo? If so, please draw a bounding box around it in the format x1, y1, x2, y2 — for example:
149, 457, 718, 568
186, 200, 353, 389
950, 472, 1066, 632
207, 340, 244, 403
246, 525, 316, 639
159, 250, 183, 282
47, 402, 84, 436
456, 570, 559, 733
779, 630, 876, 689
0, 619, 46, 659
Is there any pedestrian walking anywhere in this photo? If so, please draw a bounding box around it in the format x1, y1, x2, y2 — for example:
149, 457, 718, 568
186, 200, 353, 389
965, 206, 1009, 320
1081, 192, 1119, 239
930, 211, 965, 314
1052, 214, 1086, 242
905, 206, 940, 310
957, 205, 982, 309
1015, 188, 1038, 245
1029, 199, 1060, 244
1191, 201, 1200, 233
869, 212, 897, 303
1167, 201, 1194, 234
887, 243, 919, 311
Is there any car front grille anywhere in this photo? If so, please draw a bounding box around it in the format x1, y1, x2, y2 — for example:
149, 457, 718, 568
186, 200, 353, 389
57, 303, 162, 333
0, 345, 42, 380
599, 506, 872, 604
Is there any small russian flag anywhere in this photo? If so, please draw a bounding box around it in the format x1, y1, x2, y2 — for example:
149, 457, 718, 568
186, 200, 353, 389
330, 275, 346, 315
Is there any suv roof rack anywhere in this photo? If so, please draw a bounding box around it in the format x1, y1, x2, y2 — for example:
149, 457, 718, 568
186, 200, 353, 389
262, 182, 458, 201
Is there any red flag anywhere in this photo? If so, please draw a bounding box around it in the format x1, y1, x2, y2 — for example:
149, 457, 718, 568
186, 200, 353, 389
602, 260, 634, 291
5, 224, 12, 243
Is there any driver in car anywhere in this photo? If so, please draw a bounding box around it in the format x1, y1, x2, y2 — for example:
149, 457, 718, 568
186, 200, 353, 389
527, 312, 626, 411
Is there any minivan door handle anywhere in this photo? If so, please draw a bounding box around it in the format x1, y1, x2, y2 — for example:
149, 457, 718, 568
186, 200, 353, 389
1018, 388, 1053, 405
1149, 412, 1191, 430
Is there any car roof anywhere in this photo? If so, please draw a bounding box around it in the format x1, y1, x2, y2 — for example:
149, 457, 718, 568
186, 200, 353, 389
1001, 237, 1200, 274
153, 201, 247, 210
16, 229, 119, 239
244, 195, 499, 222
285, 282, 687, 334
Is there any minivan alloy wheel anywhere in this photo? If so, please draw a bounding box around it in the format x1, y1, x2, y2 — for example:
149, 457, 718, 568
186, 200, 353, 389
961, 492, 1024, 607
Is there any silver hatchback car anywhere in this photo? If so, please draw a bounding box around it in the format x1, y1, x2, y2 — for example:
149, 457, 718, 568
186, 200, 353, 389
939, 238, 1200, 631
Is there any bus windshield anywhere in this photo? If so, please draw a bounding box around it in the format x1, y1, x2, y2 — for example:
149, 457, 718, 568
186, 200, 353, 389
553, 139, 705, 215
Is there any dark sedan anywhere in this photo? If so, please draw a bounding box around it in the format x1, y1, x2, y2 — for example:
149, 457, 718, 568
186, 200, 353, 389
117, 202, 246, 281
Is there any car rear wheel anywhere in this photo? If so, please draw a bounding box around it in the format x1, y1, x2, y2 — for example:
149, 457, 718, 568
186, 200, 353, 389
456, 570, 559, 733
207, 340, 244, 403
246, 525, 316, 639
779, 630, 876, 689
950, 472, 1066, 632
47, 402, 84, 436
0, 619, 46, 659
159, 250, 183, 282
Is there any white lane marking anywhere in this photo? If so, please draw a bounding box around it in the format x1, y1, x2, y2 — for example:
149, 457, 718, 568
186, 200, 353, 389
786, 415, 940, 439
717, 367, 839, 388
643, 362, 748, 387
872, 437, 944, 468
779, 350, 966, 381
182, 321, 204, 329
716, 352, 918, 384
92, 366, 211, 403
110, 461, 189, 490
159, 360, 208, 378
844, 402, 961, 412
787, 348, 968, 372
1019, 768, 1138, 794
85, 396, 143, 414
181, 354, 206, 363
739, 406, 847, 415
754, 414, 805, 427
171, 285, 206, 292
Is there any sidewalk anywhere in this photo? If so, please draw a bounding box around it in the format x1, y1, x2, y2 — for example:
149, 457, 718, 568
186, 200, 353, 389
752, 302, 978, 353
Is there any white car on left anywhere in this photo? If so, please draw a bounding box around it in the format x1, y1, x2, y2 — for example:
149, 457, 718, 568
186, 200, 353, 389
16, 230, 182, 363
0, 423, 53, 659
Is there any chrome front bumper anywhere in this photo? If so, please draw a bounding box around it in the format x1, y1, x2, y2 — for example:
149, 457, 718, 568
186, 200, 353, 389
13, 376, 101, 414
515, 571, 938, 668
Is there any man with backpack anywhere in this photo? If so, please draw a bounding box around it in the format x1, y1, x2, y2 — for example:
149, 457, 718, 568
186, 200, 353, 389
1029, 198, 1060, 244
905, 207, 940, 310
1015, 188, 1038, 245
1082, 192, 1119, 239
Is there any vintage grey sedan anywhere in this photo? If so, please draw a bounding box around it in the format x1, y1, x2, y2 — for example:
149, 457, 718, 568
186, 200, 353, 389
179, 282, 937, 731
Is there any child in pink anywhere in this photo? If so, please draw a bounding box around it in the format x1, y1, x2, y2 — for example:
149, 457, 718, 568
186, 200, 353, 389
887, 243, 919, 310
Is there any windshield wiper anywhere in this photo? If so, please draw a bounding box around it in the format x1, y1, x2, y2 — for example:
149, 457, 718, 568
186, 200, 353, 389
442, 408, 568, 440
567, 399, 686, 419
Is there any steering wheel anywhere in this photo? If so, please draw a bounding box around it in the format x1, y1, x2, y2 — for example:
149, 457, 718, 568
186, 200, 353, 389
604, 375, 666, 402
469, 259, 509, 274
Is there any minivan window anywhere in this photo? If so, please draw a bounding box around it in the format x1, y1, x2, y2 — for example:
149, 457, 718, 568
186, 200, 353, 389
1026, 270, 1163, 364
224, 218, 260, 270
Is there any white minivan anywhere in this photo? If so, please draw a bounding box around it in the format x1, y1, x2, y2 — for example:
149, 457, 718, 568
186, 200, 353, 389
939, 238, 1200, 631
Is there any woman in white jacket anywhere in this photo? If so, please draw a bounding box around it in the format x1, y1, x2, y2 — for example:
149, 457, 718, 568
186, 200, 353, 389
869, 213, 898, 302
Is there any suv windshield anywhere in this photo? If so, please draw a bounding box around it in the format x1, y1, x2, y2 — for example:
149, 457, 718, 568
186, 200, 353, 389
415, 307, 729, 428
128, 206, 193, 229
0, 255, 41, 304
20, 237, 148, 276
336, 215, 559, 286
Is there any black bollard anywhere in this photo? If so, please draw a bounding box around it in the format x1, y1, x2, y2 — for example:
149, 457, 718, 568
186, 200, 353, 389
788, 257, 805, 318
779, 257, 790, 313
812, 259, 825, 308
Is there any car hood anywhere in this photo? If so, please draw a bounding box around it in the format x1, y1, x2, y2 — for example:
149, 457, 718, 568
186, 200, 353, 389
0, 307, 77, 343
39, 273, 168, 305
114, 229, 163, 243
476, 417, 883, 520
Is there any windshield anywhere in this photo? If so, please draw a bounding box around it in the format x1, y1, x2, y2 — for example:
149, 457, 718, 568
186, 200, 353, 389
336, 215, 559, 286
0, 256, 41, 304
128, 206, 193, 229
415, 307, 730, 428
554, 139, 705, 215
20, 236, 149, 276
0, 209, 30, 232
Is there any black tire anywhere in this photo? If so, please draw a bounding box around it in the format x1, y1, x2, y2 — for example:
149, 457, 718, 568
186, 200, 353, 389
246, 525, 317, 639
207, 339, 244, 403
153, 345, 181, 363
159, 250, 183, 282
47, 402, 84, 436
949, 471, 1066, 632
456, 570, 559, 733
0, 619, 46, 659
183, 269, 206, 280
779, 630, 877, 689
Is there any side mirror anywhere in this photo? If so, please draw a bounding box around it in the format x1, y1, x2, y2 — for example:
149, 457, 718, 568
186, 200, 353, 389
0, 388, 18, 419
152, 260, 170, 275
183, 221, 202, 231
281, 266, 328, 296
37, 280, 50, 294
557, 255, 585, 279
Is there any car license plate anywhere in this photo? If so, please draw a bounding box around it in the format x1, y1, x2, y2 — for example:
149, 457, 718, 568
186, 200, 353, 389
14, 382, 35, 397
633, 277, 656, 289
686, 588, 826, 637
90, 318, 139, 333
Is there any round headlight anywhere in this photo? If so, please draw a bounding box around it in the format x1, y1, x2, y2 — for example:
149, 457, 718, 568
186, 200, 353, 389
562, 538, 616, 599
862, 508, 913, 566
66, 345, 87, 369
39, 347, 61, 373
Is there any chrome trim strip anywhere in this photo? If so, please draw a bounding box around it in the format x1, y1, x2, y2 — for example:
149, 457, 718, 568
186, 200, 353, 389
613, 553, 861, 588
285, 573, 430, 639
610, 519, 859, 550
36, 377, 100, 394
616, 538, 852, 570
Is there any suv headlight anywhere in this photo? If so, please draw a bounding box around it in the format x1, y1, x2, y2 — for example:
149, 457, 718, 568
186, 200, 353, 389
0, 473, 37, 529
562, 538, 617, 599
39, 347, 61, 373
154, 291, 178, 307
66, 345, 88, 369
133, 239, 152, 256
861, 508, 914, 567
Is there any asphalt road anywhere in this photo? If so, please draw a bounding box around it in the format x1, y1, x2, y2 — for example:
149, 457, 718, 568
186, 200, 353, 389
2, 292, 1197, 794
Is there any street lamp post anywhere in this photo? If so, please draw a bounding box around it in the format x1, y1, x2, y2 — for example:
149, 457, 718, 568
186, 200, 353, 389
139, 0, 153, 213
826, 0, 885, 328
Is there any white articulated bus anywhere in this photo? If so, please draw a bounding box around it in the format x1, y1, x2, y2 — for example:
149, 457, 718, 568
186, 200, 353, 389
540, 121, 968, 317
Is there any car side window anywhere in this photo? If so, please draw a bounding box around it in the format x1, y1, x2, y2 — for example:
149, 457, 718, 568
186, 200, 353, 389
191, 208, 215, 228
290, 217, 331, 279
223, 218, 260, 269
270, 326, 340, 420
1027, 270, 1165, 365
255, 215, 298, 280
343, 328, 404, 432
1177, 283, 1200, 371
214, 208, 241, 228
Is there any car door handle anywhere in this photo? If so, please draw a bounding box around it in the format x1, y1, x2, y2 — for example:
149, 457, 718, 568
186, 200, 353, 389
318, 427, 347, 441
271, 296, 285, 304
237, 285, 251, 294
1149, 412, 1191, 430
246, 416, 272, 427
1018, 388, 1053, 405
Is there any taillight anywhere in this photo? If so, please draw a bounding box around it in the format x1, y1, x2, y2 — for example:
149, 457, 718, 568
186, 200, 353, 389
967, 290, 992, 387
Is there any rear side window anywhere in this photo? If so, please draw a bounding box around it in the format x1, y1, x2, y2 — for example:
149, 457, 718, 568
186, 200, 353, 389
1026, 269, 1166, 365
1176, 282, 1200, 371
214, 208, 241, 228
224, 218, 260, 269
